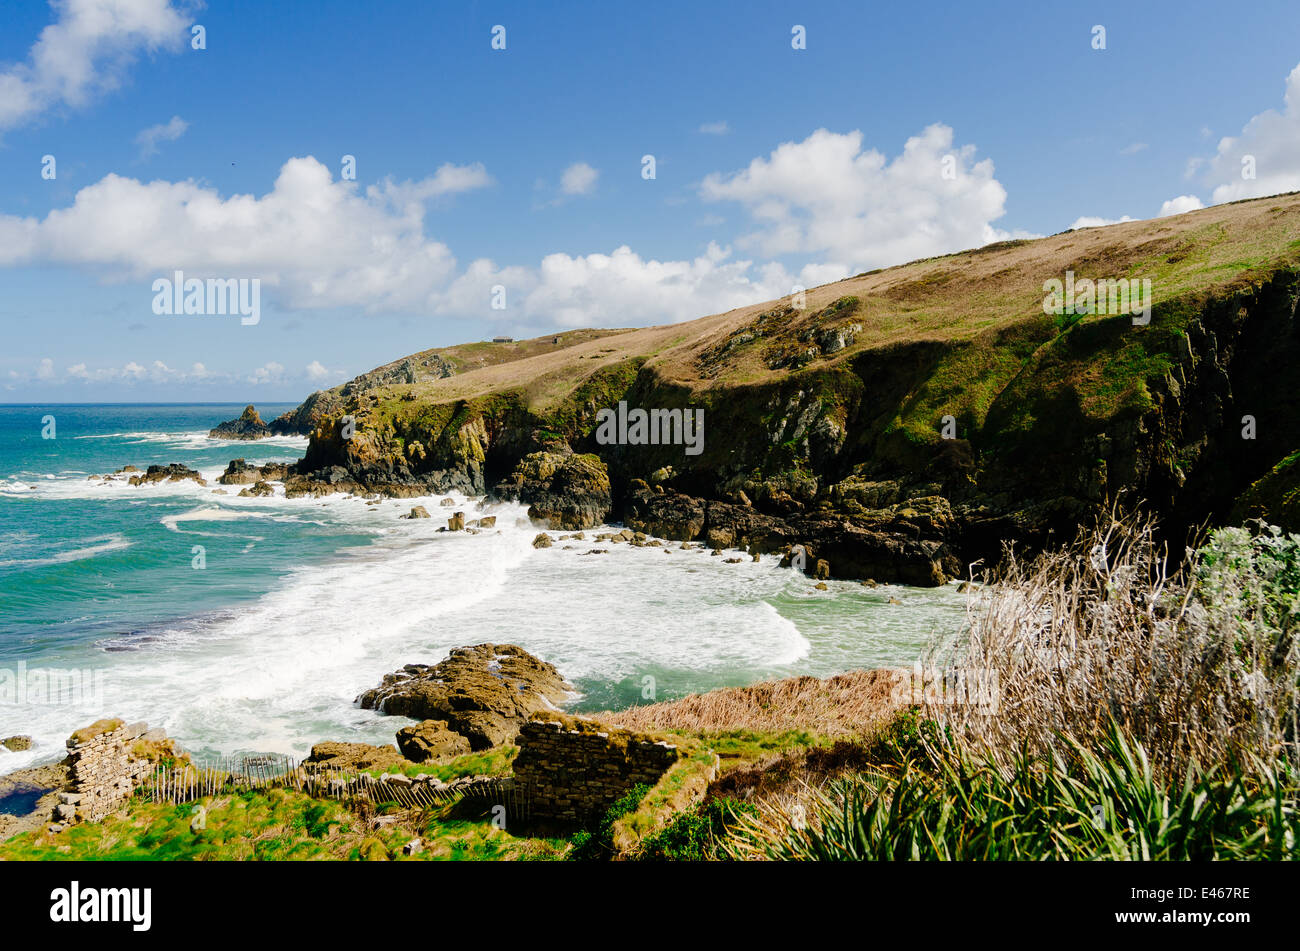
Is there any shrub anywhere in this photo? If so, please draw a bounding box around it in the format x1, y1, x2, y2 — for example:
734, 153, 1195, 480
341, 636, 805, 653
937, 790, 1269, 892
566, 784, 650, 861
636, 797, 757, 861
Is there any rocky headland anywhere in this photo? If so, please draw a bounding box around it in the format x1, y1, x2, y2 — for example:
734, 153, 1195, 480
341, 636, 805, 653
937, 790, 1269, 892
196, 195, 1300, 584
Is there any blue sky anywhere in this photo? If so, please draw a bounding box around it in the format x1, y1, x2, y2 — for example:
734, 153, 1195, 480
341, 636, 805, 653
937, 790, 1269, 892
2, 0, 1300, 402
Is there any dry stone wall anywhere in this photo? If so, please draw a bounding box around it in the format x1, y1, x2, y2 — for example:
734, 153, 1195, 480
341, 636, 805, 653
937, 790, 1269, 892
513, 719, 680, 825
58, 719, 169, 825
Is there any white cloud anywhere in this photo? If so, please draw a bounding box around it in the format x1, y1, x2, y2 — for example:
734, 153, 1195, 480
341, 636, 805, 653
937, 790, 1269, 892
1119, 142, 1148, 155
435, 242, 787, 329
134, 114, 187, 159
0, 157, 487, 313
305, 360, 332, 381
27, 357, 319, 387
699, 121, 730, 135
699, 124, 1024, 274
1159, 195, 1205, 217
0, 0, 189, 133
560, 162, 599, 196
1069, 215, 1135, 230
1196, 62, 1300, 203
373, 163, 493, 208
247, 362, 285, 385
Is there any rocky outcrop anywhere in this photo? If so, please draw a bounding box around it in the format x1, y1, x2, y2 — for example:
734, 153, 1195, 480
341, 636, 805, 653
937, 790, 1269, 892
623, 480, 958, 584
1, 735, 32, 751
494, 451, 613, 529
209, 405, 273, 440
217, 458, 292, 485
358, 644, 573, 751
128, 463, 206, 487
237, 480, 275, 498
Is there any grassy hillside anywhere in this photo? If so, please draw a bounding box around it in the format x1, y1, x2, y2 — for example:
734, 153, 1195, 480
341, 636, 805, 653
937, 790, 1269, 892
266, 192, 1300, 578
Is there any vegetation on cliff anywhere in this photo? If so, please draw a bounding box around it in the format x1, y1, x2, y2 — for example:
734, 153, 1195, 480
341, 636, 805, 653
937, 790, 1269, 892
242, 194, 1300, 584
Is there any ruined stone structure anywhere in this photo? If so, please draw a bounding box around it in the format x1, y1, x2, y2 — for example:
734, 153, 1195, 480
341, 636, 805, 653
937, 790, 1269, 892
512, 719, 680, 825
57, 719, 170, 825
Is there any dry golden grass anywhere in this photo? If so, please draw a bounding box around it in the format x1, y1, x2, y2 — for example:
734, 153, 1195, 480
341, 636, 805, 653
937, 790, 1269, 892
924, 510, 1300, 781
347, 192, 1300, 411
597, 668, 909, 736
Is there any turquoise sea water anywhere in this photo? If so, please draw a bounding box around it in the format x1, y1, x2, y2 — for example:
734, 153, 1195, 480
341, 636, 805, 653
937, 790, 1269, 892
0, 404, 968, 773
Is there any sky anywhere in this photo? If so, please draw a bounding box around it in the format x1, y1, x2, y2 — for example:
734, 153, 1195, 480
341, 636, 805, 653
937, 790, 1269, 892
2, 0, 1300, 402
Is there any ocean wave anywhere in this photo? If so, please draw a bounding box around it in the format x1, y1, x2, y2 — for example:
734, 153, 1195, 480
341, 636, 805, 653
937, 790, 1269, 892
0, 533, 132, 570
73, 430, 310, 449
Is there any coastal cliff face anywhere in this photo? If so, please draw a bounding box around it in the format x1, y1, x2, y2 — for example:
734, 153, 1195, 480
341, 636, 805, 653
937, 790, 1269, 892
223, 194, 1300, 584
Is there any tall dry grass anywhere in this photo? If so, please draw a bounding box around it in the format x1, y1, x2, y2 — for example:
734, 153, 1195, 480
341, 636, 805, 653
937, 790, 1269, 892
597, 668, 908, 736
925, 511, 1300, 780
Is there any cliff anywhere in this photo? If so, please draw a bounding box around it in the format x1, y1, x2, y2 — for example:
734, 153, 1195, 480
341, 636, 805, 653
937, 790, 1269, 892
234, 192, 1300, 583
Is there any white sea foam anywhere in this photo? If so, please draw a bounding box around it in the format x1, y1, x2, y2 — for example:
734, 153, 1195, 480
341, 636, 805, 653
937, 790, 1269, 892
0, 470, 967, 771
0, 533, 132, 570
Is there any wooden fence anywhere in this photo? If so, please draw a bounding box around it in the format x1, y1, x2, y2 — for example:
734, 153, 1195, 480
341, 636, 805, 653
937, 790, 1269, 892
146, 755, 530, 820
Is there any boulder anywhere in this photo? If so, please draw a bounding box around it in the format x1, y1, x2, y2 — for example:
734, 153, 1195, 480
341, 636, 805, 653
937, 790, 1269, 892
358, 644, 573, 752
237, 480, 274, 498
1, 735, 32, 752
532, 532, 553, 548
395, 720, 472, 762
447, 512, 465, 531
400, 505, 431, 519
304, 742, 407, 772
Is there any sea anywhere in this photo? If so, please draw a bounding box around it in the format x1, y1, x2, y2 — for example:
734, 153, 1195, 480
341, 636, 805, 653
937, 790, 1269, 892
0, 403, 968, 774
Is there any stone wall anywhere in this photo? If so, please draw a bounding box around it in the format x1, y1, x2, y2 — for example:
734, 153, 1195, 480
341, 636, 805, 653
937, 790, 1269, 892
57, 719, 170, 826
512, 719, 680, 825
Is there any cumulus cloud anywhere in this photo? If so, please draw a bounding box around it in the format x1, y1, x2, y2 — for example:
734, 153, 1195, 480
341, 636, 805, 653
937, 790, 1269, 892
305, 360, 333, 381
1196, 62, 1300, 203
435, 242, 788, 329
134, 114, 187, 159
0, 0, 190, 133
0, 157, 489, 312
699, 124, 1027, 275
560, 162, 599, 196
1159, 195, 1205, 217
